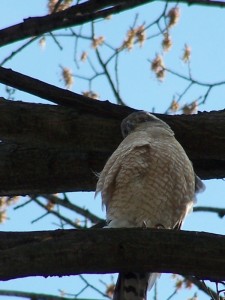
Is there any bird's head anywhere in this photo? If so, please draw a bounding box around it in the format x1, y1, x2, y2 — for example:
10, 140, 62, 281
121, 111, 173, 138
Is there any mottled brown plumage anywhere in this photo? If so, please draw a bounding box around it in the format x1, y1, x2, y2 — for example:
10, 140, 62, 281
96, 111, 204, 300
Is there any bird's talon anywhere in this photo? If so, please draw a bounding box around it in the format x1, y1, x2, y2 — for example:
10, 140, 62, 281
155, 223, 165, 229
142, 221, 147, 228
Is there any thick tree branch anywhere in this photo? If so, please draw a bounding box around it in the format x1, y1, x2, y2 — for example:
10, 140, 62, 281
0, 0, 152, 47
0, 228, 224, 281
0, 67, 224, 195
1, 1, 225, 47
0, 66, 132, 116
0, 290, 72, 300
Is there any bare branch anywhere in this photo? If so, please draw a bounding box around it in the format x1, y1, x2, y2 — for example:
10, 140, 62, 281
79, 274, 109, 298
0, 37, 39, 66
0, 66, 130, 113
149, 60, 225, 110
30, 196, 82, 228
95, 47, 125, 105
184, 276, 224, 300
174, 0, 225, 8
0, 289, 71, 300
41, 194, 103, 224
0, 229, 224, 281
1, 1, 225, 47
0, 1, 154, 47
194, 206, 225, 218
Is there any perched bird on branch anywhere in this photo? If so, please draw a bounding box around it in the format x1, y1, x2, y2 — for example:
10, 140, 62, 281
96, 111, 205, 300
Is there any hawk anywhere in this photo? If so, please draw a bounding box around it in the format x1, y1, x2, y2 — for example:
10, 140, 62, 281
96, 111, 205, 300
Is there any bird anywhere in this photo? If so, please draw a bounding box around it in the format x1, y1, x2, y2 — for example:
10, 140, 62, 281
95, 110, 205, 300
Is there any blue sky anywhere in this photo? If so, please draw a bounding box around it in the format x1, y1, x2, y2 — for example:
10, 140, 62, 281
0, 1, 224, 300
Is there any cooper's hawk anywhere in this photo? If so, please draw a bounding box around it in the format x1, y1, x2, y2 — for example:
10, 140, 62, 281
96, 111, 205, 300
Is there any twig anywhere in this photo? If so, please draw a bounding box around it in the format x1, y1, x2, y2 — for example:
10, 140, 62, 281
0, 290, 70, 300
79, 275, 110, 298
149, 61, 225, 111
193, 206, 225, 218
14, 198, 33, 210
0, 1, 168, 47
165, 289, 177, 300
31, 196, 82, 228
49, 32, 63, 50
31, 212, 49, 224
0, 289, 102, 300
0, 37, 39, 66
162, 65, 225, 88
41, 194, 103, 224
184, 276, 224, 300
91, 23, 126, 105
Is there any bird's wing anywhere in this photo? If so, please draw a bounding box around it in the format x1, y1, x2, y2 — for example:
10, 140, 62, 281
96, 141, 152, 210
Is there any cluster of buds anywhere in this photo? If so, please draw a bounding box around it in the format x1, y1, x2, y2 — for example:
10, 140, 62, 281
48, 0, 72, 13
122, 28, 136, 50
82, 91, 99, 100
151, 54, 165, 80
182, 101, 198, 114
39, 37, 46, 49
61, 67, 74, 89
92, 36, 105, 49
169, 99, 198, 114
182, 44, 191, 63
167, 7, 180, 28
162, 32, 172, 52
45, 200, 55, 211
172, 274, 193, 290
80, 51, 88, 62
160, 7, 180, 53
0, 196, 20, 224
169, 99, 180, 112
0, 211, 7, 223
105, 284, 115, 299
151, 7, 193, 81
121, 25, 146, 50
135, 25, 146, 47
74, 218, 81, 226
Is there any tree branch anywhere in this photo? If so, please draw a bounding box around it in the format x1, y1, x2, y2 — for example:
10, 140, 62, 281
0, 66, 132, 116
184, 276, 224, 300
0, 83, 224, 195
0, 0, 152, 47
40, 194, 103, 224
0, 290, 72, 300
0, 68, 224, 195
194, 206, 225, 218
0, 228, 224, 281
1, 0, 225, 47
30, 196, 82, 228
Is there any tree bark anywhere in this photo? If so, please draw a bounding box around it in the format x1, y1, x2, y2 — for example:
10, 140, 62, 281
0, 228, 224, 281
0, 0, 153, 47
0, 0, 224, 47
0, 66, 224, 196
0, 96, 224, 196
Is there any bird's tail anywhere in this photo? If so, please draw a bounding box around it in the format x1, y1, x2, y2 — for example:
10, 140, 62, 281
113, 272, 158, 300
